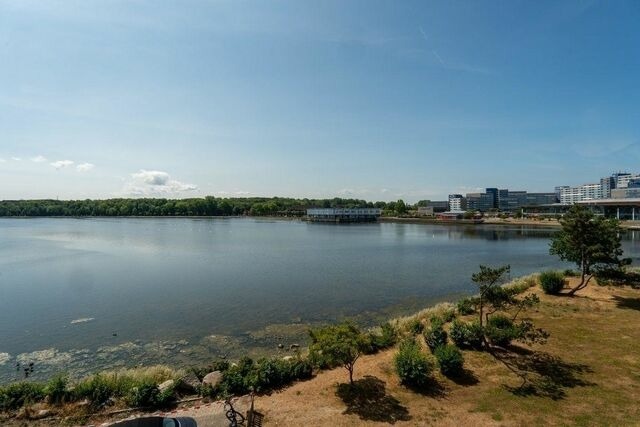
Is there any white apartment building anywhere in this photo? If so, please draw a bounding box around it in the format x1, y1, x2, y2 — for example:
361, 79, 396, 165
448, 194, 466, 212
558, 183, 603, 204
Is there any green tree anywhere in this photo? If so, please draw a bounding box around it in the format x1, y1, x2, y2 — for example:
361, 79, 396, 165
550, 206, 630, 295
395, 199, 407, 215
308, 322, 369, 385
471, 265, 511, 327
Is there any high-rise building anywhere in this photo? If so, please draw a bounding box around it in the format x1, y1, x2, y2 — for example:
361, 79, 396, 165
486, 188, 499, 209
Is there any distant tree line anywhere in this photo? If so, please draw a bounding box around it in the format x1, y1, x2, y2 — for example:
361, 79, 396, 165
0, 197, 401, 217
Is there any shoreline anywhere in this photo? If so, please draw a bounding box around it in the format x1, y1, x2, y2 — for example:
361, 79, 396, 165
4, 215, 640, 229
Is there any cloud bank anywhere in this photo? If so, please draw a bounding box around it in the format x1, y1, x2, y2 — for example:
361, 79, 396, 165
122, 169, 197, 196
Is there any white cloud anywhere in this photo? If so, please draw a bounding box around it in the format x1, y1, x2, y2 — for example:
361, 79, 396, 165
11, 157, 21, 161
50, 160, 74, 169
30, 155, 47, 163
132, 170, 171, 185
122, 169, 197, 196
0, 158, 5, 163
76, 162, 95, 172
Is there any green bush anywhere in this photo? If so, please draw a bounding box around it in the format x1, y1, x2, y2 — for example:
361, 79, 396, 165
539, 270, 565, 294
434, 345, 464, 376
45, 374, 70, 405
394, 339, 433, 388
485, 315, 521, 347
424, 321, 448, 352
456, 298, 476, 315
407, 319, 424, 335
125, 381, 160, 408
0, 382, 45, 411
441, 308, 456, 323
367, 323, 397, 353
563, 269, 578, 277
216, 356, 313, 396
450, 320, 484, 349
219, 357, 255, 396
73, 374, 115, 408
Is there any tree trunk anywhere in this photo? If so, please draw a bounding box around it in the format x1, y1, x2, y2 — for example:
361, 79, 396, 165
568, 270, 591, 296
348, 366, 354, 385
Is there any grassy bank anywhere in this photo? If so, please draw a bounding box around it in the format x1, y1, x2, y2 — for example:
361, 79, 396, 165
256, 277, 640, 426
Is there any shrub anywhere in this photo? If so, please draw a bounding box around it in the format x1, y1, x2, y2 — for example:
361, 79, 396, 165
0, 382, 45, 411
485, 315, 521, 347
563, 269, 578, 277
441, 308, 457, 323
424, 321, 448, 352
456, 298, 476, 315
434, 345, 464, 376
45, 374, 70, 405
394, 339, 433, 388
366, 323, 397, 353
73, 374, 115, 408
508, 275, 538, 294
539, 270, 565, 294
219, 357, 255, 396
125, 381, 160, 408
216, 356, 313, 397
450, 320, 484, 350
407, 319, 424, 335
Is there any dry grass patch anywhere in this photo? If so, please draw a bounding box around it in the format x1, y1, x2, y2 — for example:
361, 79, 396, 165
256, 282, 640, 426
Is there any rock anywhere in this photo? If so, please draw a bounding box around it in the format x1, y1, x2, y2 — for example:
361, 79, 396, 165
282, 356, 294, 361
290, 343, 300, 350
158, 379, 175, 394
277, 343, 284, 349
202, 371, 223, 388
33, 409, 51, 420
177, 373, 201, 393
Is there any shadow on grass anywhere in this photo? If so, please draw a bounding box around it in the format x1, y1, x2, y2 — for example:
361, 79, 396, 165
612, 295, 640, 311
446, 368, 479, 386
492, 347, 594, 400
336, 376, 411, 424
402, 376, 447, 398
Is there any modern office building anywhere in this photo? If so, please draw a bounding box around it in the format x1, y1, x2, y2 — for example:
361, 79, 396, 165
466, 192, 496, 212
448, 194, 467, 212
466, 188, 557, 212
612, 188, 640, 199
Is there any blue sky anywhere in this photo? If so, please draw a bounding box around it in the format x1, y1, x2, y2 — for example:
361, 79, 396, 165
1, 0, 639, 202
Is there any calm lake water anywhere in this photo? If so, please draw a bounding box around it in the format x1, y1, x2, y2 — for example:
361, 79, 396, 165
1, 217, 639, 380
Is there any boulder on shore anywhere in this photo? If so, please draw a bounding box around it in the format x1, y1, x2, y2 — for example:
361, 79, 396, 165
158, 379, 175, 394
202, 371, 223, 388
177, 372, 201, 393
